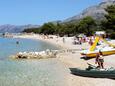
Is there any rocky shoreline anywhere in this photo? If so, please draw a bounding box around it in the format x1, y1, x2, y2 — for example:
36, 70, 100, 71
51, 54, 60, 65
11, 49, 57, 59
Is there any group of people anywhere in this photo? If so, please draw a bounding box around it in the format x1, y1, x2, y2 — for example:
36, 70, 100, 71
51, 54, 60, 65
73, 36, 95, 45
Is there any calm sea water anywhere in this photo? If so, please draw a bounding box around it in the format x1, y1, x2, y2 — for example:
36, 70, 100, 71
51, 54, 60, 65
0, 37, 69, 86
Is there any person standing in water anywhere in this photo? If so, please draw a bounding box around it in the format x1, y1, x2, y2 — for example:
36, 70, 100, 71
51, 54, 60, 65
95, 51, 104, 69
16, 41, 19, 44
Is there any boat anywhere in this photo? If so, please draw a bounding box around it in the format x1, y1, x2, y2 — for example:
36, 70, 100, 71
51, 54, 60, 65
70, 64, 115, 78
81, 36, 115, 57
81, 46, 115, 57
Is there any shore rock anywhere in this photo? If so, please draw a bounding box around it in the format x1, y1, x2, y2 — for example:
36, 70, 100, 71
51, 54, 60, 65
11, 50, 57, 59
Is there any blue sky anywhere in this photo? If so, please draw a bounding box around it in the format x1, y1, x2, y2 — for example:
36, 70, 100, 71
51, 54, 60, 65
0, 0, 101, 25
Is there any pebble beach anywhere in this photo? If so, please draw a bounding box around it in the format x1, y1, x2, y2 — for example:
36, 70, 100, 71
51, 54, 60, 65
14, 34, 115, 86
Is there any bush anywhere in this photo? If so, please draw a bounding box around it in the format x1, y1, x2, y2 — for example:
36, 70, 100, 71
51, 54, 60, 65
110, 32, 115, 39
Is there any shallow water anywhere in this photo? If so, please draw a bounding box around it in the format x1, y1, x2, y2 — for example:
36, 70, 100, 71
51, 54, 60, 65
0, 37, 59, 59
0, 37, 69, 86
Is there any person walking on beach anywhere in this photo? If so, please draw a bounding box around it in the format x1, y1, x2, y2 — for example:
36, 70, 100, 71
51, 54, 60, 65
95, 51, 104, 69
63, 37, 65, 43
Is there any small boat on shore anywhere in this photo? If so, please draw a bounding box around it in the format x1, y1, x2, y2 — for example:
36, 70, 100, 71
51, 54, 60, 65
70, 64, 115, 78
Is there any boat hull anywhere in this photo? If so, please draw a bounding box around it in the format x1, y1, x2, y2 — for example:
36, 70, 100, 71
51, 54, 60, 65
70, 68, 115, 78
81, 50, 115, 57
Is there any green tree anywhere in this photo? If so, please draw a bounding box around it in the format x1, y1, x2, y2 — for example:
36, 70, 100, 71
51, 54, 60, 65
64, 23, 76, 36
101, 5, 115, 31
39, 22, 56, 35
23, 28, 40, 33
77, 16, 96, 36
101, 5, 115, 38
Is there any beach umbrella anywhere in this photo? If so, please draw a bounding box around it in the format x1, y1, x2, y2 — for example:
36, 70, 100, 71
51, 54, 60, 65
78, 34, 85, 37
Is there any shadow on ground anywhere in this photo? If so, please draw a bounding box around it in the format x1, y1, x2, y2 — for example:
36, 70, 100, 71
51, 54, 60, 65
80, 57, 94, 60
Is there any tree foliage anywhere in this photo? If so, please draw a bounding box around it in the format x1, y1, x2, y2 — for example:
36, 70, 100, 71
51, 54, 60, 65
77, 16, 96, 36
39, 22, 56, 35
23, 28, 40, 33
101, 5, 115, 38
23, 17, 96, 36
23, 5, 115, 38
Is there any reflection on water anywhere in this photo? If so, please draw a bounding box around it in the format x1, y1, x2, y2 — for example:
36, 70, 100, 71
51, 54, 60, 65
0, 38, 68, 86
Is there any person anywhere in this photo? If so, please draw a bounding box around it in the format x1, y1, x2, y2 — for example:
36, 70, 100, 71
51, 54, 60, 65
95, 51, 104, 69
16, 41, 19, 44
63, 37, 65, 43
89, 38, 93, 45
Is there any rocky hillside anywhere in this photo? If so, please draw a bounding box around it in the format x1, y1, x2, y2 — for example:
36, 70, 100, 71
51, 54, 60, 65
0, 24, 40, 33
64, 0, 115, 23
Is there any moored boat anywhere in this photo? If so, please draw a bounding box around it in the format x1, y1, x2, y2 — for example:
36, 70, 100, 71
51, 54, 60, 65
70, 64, 115, 78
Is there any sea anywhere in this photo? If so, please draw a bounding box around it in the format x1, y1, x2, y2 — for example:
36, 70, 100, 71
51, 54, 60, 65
0, 37, 69, 86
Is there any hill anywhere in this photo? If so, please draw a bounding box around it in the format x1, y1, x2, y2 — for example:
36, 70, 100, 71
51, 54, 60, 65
63, 0, 115, 23
0, 24, 40, 33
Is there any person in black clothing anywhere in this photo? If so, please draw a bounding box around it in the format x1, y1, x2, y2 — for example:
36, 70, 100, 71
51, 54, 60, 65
16, 41, 19, 44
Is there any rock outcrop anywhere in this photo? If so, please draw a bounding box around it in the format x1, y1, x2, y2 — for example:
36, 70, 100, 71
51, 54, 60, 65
11, 50, 57, 59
